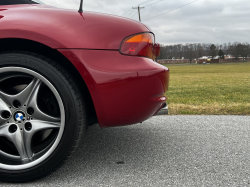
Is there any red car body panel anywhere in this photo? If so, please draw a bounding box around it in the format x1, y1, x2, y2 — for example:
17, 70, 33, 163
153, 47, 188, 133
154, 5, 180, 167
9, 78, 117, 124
0, 4, 169, 127
0, 4, 149, 49
59, 49, 169, 127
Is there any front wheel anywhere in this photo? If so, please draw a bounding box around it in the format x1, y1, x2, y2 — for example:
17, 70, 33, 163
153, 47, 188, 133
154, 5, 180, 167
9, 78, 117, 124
0, 52, 86, 182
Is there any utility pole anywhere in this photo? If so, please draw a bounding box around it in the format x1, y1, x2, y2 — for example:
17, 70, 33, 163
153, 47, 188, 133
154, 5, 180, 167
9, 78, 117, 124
132, 6, 144, 22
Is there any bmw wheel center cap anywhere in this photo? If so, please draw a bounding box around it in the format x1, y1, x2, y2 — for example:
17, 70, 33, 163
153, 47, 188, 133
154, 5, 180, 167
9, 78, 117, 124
14, 112, 25, 122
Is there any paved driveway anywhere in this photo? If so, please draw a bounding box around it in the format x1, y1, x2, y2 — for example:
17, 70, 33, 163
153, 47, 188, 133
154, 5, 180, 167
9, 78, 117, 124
2, 115, 250, 186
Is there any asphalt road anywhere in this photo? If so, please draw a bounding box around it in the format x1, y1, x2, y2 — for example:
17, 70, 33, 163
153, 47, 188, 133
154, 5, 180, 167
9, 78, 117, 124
1, 115, 250, 187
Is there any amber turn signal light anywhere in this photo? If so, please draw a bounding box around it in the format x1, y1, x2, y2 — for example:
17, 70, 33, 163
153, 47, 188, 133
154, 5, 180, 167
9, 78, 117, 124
154, 43, 161, 57
120, 33, 159, 60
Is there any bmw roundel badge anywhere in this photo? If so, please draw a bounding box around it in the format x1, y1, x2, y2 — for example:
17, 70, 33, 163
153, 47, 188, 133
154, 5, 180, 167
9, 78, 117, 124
15, 113, 24, 121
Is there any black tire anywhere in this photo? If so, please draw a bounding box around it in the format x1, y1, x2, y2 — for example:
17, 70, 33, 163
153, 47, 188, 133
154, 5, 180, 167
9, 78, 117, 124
0, 52, 87, 182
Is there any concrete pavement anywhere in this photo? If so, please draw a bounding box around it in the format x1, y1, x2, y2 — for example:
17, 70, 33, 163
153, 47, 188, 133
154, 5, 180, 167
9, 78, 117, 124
2, 115, 250, 186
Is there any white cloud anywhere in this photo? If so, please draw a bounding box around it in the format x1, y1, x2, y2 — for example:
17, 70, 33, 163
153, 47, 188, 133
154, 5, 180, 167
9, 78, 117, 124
41, 0, 250, 45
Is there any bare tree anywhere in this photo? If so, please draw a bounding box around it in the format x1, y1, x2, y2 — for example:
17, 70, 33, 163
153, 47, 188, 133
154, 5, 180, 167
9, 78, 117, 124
176, 44, 183, 59
209, 44, 217, 59
240, 43, 250, 60
156, 42, 250, 61
183, 44, 195, 63
197, 43, 204, 58
233, 42, 241, 60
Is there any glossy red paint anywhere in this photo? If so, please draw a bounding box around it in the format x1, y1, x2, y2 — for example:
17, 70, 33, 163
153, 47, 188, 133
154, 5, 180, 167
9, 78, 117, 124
0, 4, 149, 49
59, 49, 169, 127
0, 4, 169, 127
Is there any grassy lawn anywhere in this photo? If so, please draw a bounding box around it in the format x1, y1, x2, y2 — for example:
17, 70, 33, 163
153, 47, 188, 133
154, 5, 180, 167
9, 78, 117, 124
164, 62, 250, 115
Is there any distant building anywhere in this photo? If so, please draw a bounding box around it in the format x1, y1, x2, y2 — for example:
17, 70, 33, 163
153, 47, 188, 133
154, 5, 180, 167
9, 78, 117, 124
157, 59, 191, 64
224, 55, 234, 59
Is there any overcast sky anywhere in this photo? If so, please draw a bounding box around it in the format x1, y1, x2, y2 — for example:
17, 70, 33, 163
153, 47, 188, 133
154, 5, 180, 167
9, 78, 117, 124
42, 0, 250, 45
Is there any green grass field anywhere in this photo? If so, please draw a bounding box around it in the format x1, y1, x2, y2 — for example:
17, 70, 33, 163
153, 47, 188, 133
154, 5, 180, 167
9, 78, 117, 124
164, 62, 250, 115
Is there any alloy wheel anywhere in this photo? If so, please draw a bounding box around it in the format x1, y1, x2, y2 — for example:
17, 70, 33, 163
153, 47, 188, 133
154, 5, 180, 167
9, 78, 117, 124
0, 67, 65, 170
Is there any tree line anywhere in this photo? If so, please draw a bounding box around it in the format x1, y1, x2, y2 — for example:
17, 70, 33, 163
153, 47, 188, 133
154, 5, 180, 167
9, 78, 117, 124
157, 42, 250, 62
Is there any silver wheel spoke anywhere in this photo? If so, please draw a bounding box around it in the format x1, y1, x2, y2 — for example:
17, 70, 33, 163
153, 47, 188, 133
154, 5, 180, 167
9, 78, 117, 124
0, 124, 9, 137
0, 98, 10, 125
0, 98, 10, 112
27, 82, 60, 122
0, 89, 11, 107
23, 120, 60, 158
0, 78, 40, 107
10, 128, 28, 160
0, 125, 28, 160
0, 125, 21, 160
0, 150, 20, 160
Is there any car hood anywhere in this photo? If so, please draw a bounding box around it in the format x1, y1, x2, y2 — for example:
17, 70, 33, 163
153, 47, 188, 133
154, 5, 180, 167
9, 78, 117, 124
0, 4, 150, 49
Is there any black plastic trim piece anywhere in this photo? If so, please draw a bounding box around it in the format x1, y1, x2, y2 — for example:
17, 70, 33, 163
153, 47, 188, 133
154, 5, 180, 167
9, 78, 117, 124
0, 0, 39, 5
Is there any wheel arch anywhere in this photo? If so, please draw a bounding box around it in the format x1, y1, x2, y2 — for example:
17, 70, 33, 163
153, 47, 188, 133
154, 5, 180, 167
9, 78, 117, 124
0, 38, 98, 126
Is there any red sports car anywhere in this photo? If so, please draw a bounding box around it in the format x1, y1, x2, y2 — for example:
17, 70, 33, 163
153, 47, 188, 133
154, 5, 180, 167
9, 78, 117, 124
0, 0, 169, 182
